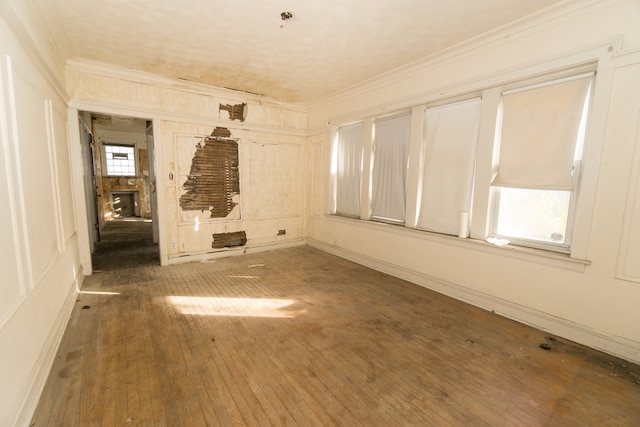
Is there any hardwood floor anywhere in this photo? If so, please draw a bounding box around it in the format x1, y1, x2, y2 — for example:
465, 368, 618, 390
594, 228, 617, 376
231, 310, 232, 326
31, 226, 640, 426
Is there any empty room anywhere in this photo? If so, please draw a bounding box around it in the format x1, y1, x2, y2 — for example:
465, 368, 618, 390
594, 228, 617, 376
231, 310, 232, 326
1, 0, 640, 426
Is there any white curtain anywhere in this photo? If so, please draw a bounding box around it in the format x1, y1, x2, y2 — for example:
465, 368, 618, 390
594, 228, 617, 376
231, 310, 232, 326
492, 75, 592, 190
417, 99, 481, 234
335, 123, 364, 217
371, 114, 411, 222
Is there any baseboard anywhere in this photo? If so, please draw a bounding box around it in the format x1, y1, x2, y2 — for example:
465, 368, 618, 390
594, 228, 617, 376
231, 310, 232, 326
166, 238, 307, 265
307, 239, 640, 365
12, 267, 83, 427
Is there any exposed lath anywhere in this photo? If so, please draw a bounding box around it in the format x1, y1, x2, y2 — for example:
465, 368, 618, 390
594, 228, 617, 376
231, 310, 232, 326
212, 231, 247, 248
219, 103, 247, 121
179, 127, 240, 218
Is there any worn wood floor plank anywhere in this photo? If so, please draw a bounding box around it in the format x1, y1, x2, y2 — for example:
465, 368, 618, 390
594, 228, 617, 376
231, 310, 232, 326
30, 220, 640, 427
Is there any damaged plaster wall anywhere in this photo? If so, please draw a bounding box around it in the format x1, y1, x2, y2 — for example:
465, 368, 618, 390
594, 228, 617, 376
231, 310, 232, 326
66, 63, 307, 264
163, 120, 306, 257
66, 58, 309, 262
212, 231, 247, 248
179, 127, 240, 218
66, 59, 309, 263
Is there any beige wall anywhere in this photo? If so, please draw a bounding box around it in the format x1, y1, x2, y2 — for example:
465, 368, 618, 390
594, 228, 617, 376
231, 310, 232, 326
65, 63, 309, 265
0, 6, 83, 427
2, 0, 640, 426
307, 0, 640, 364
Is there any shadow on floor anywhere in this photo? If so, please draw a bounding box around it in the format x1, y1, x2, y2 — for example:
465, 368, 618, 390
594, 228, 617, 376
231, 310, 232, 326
92, 219, 159, 271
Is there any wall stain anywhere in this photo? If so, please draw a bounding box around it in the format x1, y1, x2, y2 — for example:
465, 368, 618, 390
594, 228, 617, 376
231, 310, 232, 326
180, 127, 239, 218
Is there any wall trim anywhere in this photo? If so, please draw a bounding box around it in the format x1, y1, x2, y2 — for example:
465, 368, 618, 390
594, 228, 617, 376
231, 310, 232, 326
0, 3, 67, 102
12, 267, 83, 427
68, 99, 308, 138
166, 238, 307, 265
317, 37, 618, 129
307, 238, 640, 365
309, 0, 621, 111
322, 214, 589, 272
66, 59, 308, 113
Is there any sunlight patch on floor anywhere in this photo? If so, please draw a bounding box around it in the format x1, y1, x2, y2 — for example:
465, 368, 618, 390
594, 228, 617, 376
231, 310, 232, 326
78, 290, 121, 295
166, 296, 303, 318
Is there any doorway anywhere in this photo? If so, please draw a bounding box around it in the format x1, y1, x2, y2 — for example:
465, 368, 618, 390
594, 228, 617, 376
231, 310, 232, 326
77, 111, 159, 267
111, 191, 138, 218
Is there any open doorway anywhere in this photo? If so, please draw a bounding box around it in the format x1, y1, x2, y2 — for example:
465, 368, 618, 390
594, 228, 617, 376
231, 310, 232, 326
77, 111, 159, 269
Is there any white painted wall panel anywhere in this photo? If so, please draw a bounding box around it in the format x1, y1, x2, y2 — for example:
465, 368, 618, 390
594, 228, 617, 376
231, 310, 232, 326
52, 104, 76, 243
158, 121, 305, 258
612, 63, 640, 283
11, 68, 60, 286
0, 13, 81, 426
0, 114, 25, 328
250, 142, 301, 219
311, 141, 324, 217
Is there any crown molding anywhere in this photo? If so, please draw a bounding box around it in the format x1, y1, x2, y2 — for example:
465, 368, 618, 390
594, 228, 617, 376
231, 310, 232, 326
308, 0, 624, 111
66, 58, 308, 113
0, 0, 67, 101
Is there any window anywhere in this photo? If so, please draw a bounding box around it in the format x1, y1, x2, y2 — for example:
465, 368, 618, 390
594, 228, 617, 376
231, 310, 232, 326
329, 67, 597, 256
370, 114, 410, 223
491, 74, 593, 249
417, 99, 481, 235
104, 144, 136, 176
333, 123, 364, 217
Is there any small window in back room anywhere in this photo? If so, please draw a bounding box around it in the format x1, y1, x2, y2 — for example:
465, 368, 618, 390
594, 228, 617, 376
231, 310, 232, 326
104, 144, 136, 176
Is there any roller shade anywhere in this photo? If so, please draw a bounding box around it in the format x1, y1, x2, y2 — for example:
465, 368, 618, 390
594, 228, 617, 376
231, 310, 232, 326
417, 98, 481, 234
492, 75, 592, 190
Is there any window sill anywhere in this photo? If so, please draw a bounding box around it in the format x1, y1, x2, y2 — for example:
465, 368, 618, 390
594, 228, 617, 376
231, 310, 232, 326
324, 214, 591, 273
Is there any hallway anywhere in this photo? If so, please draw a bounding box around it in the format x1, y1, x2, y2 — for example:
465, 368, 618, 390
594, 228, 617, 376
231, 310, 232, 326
92, 219, 159, 271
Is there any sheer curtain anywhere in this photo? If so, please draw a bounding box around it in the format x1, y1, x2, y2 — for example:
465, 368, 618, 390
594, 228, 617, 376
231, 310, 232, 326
417, 99, 481, 234
335, 123, 364, 217
371, 114, 411, 222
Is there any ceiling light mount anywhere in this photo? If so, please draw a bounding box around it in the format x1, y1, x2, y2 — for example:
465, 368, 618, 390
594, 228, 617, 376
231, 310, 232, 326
280, 11, 293, 29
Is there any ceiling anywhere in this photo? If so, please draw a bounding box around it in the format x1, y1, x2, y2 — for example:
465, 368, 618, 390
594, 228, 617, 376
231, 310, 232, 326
31, 0, 566, 104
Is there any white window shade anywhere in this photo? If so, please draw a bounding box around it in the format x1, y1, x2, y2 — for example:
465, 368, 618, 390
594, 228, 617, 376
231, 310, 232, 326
371, 114, 411, 222
492, 75, 592, 191
417, 99, 481, 234
335, 123, 364, 217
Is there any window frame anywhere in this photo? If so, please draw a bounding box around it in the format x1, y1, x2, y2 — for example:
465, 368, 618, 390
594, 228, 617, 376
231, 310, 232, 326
327, 50, 611, 262
332, 122, 365, 218
489, 74, 594, 253
103, 143, 137, 177
369, 113, 411, 225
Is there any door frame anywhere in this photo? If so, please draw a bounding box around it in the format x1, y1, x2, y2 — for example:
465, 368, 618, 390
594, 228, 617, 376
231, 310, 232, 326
67, 106, 167, 274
